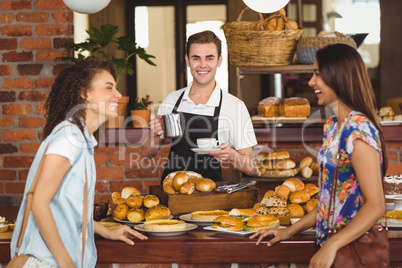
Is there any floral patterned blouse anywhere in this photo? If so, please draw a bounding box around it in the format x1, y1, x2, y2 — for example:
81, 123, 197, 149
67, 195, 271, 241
316, 110, 382, 246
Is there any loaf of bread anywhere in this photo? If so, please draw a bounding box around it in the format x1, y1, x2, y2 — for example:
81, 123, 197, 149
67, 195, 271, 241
258, 97, 283, 117
283, 97, 311, 117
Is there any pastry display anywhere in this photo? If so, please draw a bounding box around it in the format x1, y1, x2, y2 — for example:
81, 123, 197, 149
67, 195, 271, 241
384, 175, 402, 195
162, 171, 204, 195
258, 97, 310, 118
110, 187, 169, 223
253, 178, 319, 219
378, 106, 401, 122
252, 150, 300, 178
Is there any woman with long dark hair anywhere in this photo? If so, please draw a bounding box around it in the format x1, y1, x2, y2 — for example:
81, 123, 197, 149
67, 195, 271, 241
10, 57, 147, 268
250, 44, 388, 267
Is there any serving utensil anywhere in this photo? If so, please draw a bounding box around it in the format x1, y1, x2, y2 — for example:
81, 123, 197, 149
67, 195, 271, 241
216, 180, 256, 194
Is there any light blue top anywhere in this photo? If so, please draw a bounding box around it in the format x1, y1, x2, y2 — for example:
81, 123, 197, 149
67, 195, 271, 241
10, 120, 98, 268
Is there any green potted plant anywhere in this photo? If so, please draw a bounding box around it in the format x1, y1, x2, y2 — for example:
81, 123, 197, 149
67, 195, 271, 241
58, 24, 156, 128
130, 94, 153, 128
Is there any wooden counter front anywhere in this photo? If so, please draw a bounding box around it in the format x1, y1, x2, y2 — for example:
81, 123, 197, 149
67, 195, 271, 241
2, 206, 402, 265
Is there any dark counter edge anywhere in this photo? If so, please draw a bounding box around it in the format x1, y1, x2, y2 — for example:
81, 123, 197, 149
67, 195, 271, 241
2, 237, 402, 264
100, 125, 402, 145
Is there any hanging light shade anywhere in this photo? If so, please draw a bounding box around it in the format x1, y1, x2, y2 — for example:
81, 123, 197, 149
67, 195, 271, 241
63, 0, 112, 14
242, 0, 290, 13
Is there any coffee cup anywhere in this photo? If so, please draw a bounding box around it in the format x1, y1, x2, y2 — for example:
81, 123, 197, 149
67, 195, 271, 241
196, 138, 219, 149
162, 113, 182, 138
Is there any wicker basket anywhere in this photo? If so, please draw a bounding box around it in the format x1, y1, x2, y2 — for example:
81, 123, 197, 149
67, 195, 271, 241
222, 7, 304, 67
296, 32, 357, 64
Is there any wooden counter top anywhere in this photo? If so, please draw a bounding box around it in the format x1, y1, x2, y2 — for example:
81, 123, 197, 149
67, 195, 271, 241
1, 206, 402, 264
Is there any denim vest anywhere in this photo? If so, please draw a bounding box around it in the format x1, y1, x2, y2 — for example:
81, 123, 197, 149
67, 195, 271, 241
10, 121, 97, 268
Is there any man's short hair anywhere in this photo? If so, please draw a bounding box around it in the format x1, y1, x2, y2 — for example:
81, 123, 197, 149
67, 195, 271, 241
186, 30, 222, 57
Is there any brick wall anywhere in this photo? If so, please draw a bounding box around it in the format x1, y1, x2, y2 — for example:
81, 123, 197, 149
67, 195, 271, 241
0, 0, 73, 205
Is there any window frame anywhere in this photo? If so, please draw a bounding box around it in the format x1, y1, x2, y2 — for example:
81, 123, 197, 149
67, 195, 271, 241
125, 0, 227, 110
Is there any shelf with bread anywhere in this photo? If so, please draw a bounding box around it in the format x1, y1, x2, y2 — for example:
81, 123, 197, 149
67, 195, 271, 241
249, 151, 318, 179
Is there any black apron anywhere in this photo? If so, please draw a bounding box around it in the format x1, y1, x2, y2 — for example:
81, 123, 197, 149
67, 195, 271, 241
161, 90, 223, 183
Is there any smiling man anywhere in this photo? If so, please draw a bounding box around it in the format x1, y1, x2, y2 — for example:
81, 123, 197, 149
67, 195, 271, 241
143, 30, 257, 183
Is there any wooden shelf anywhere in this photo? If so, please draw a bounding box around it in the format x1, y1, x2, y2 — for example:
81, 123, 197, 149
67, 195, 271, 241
238, 64, 313, 75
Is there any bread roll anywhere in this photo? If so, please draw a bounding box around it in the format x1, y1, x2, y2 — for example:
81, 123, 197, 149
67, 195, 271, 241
274, 185, 292, 200
304, 183, 318, 197
254, 205, 271, 216
262, 159, 273, 170
163, 171, 203, 187
310, 161, 319, 175
301, 167, 313, 178
306, 199, 318, 213
255, 152, 268, 162
289, 190, 310, 204
143, 195, 160, 208
113, 203, 129, 220
110, 192, 126, 206
253, 202, 263, 211
379, 106, 394, 117
258, 97, 282, 117
163, 184, 176, 195
283, 177, 305, 192
143, 219, 186, 231
127, 208, 145, 222
196, 178, 216, 192
229, 208, 256, 221
179, 180, 196, 195
287, 204, 305, 218
283, 97, 311, 117
172, 172, 189, 192
299, 157, 313, 169
266, 207, 289, 217
263, 190, 275, 200
261, 195, 287, 208
266, 151, 290, 160
121, 187, 141, 199
126, 194, 143, 209
144, 205, 171, 221
245, 215, 280, 230
285, 17, 298, 30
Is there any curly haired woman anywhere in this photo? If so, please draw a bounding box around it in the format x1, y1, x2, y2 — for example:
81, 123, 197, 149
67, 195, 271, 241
250, 44, 388, 268
10, 57, 147, 268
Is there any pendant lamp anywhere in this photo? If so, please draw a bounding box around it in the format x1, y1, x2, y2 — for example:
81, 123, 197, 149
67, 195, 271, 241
242, 0, 290, 13
63, 0, 111, 14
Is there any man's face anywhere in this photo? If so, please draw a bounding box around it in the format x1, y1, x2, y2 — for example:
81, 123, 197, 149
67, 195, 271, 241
185, 42, 222, 88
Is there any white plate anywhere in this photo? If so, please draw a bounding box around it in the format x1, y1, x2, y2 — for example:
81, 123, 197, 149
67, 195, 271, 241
203, 225, 285, 236
380, 120, 402, 126
300, 228, 316, 235
114, 215, 173, 226
191, 148, 221, 154
179, 214, 214, 226
385, 195, 402, 200
134, 223, 198, 236
381, 219, 402, 228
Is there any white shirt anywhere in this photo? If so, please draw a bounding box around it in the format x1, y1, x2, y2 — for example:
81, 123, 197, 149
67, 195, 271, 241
158, 81, 257, 150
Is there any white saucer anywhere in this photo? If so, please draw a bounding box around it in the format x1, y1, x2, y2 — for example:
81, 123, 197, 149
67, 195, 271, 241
191, 148, 221, 154
134, 223, 198, 236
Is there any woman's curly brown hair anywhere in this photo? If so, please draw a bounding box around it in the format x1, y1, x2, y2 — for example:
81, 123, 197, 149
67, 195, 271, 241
43, 56, 116, 140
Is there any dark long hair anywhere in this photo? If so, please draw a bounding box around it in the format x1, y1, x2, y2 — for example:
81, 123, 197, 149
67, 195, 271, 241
43, 56, 116, 139
316, 44, 387, 176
